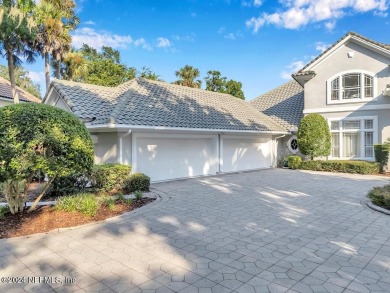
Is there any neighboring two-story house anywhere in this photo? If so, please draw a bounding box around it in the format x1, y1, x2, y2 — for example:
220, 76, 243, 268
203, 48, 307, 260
252, 32, 390, 163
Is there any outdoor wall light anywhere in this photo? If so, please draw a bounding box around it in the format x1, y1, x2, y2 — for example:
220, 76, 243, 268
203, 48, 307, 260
383, 84, 390, 97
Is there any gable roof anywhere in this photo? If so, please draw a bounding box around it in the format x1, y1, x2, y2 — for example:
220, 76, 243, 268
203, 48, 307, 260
292, 32, 390, 84
47, 78, 286, 133
250, 80, 303, 132
0, 76, 41, 103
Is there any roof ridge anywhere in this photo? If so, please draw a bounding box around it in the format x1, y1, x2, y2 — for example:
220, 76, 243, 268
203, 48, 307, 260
250, 80, 302, 102
294, 31, 390, 76
108, 79, 138, 124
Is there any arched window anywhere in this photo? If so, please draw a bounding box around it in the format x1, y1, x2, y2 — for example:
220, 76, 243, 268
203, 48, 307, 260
328, 71, 375, 103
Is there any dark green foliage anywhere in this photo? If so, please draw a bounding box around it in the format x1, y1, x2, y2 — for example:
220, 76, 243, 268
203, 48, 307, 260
124, 173, 150, 193
288, 156, 302, 170
90, 164, 131, 192
299, 160, 379, 175
49, 173, 89, 197
374, 144, 390, 173
297, 114, 331, 159
78, 44, 136, 86
0, 103, 94, 181
204, 70, 245, 99
368, 184, 390, 209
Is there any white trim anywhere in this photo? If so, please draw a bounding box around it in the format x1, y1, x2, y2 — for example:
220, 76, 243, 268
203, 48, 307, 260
86, 123, 289, 135
131, 134, 137, 173
327, 115, 378, 160
118, 130, 131, 164
303, 104, 390, 114
326, 70, 377, 105
43, 88, 54, 105
306, 35, 390, 72
218, 134, 223, 172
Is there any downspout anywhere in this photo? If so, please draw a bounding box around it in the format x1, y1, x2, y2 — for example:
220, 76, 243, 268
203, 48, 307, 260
119, 129, 132, 164
273, 134, 287, 167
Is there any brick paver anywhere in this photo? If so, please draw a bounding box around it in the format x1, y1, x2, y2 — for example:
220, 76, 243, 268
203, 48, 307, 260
1, 169, 390, 293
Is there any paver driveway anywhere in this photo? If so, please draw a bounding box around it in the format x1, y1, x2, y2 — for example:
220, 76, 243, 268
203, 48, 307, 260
1, 169, 390, 293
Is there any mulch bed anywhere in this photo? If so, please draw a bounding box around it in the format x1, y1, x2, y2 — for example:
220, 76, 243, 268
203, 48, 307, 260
0, 198, 155, 239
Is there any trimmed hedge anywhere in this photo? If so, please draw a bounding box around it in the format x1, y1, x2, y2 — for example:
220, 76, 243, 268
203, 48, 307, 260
124, 173, 150, 193
288, 156, 302, 170
49, 173, 90, 197
374, 144, 390, 173
368, 184, 390, 209
91, 164, 132, 192
299, 160, 379, 175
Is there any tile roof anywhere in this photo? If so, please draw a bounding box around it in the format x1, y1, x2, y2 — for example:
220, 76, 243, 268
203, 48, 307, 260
49, 78, 286, 132
0, 76, 41, 103
250, 80, 303, 132
293, 32, 390, 77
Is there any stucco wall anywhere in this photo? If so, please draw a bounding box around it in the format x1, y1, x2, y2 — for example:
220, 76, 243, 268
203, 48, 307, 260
305, 41, 390, 110
91, 132, 119, 164
0, 99, 12, 107
274, 135, 305, 166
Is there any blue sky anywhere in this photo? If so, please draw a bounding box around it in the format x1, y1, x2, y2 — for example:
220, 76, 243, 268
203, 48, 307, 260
4, 0, 390, 100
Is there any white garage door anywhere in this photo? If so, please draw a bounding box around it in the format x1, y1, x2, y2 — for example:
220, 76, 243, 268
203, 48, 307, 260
136, 136, 218, 181
223, 137, 272, 172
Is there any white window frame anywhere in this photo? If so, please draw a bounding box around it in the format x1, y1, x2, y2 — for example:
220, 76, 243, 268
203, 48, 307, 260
328, 116, 378, 161
326, 70, 377, 105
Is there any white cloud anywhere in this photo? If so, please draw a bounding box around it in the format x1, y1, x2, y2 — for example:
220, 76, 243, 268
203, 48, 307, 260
72, 27, 152, 51
157, 37, 171, 48
27, 71, 45, 82
280, 60, 305, 79
246, 0, 389, 32
72, 27, 133, 49
134, 38, 152, 51
224, 31, 244, 40
315, 42, 330, 52
242, 0, 263, 7
172, 33, 196, 42
218, 26, 226, 34
84, 20, 96, 25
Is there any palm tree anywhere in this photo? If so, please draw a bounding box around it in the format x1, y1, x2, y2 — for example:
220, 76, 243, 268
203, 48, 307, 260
35, 0, 78, 90
57, 49, 89, 81
173, 65, 202, 88
0, 0, 37, 103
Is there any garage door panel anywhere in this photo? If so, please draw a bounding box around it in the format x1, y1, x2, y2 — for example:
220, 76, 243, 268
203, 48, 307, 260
136, 137, 218, 181
223, 137, 271, 172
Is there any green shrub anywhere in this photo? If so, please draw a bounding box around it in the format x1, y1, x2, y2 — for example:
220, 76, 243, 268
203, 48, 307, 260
368, 184, 390, 209
288, 156, 302, 170
134, 190, 143, 200
49, 173, 90, 197
0, 205, 9, 220
90, 164, 131, 192
100, 196, 116, 211
124, 173, 150, 193
297, 113, 331, 160
56, 193, 99, 217
0, 103, 94, 214
374, 144, 390, 173
299, 160, 379, 174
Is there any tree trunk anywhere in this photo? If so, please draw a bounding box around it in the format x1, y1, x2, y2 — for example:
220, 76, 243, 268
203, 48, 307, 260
27, 177, 55, 213
45, 52, 50, 92
55, 55, 61, 79
3, 180, 25, 214
6, 46, 19, 104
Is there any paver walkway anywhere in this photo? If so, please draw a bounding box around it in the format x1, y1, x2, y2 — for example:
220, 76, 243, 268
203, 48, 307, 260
1, 169, 390, 293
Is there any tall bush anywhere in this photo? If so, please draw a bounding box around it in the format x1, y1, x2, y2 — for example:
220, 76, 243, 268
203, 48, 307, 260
297, 113, 331, 160
0, 103, 94, 213
374, 144, 390, 173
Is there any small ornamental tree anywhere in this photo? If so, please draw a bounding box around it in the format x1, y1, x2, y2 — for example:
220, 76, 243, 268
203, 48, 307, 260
0, 103, 94, 214
297, 113, 331, 160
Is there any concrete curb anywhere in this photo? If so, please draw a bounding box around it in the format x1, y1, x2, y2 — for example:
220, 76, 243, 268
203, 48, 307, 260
0, 188, 167, 241
365, 198, 390, 216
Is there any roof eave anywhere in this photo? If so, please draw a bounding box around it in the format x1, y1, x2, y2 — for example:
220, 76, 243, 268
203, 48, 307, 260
86, 123, 289, 135
292, 72, 316, 87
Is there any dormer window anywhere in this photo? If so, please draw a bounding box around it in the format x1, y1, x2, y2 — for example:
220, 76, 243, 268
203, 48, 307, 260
327, 71, 376, 104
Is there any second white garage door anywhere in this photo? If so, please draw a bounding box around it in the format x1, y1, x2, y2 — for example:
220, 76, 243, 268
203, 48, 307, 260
135, 135, 218, 181
222, 137, 272, 172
